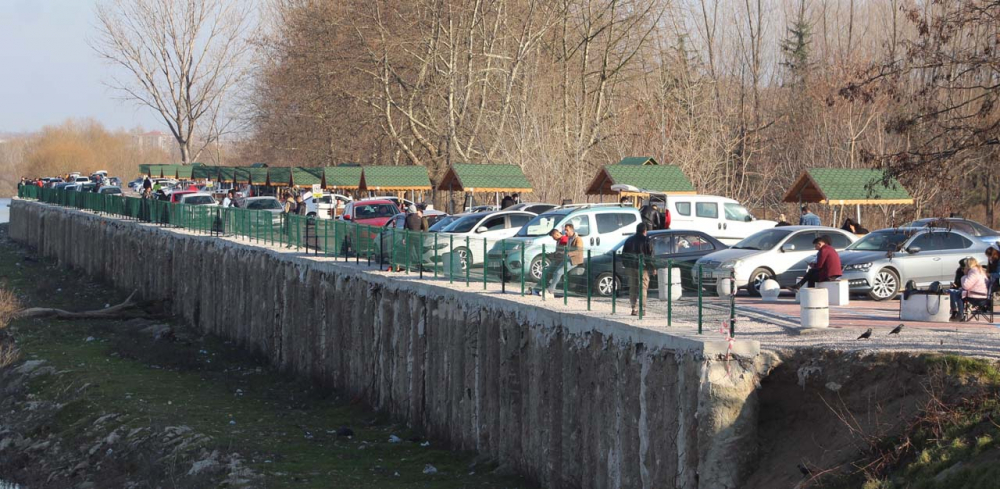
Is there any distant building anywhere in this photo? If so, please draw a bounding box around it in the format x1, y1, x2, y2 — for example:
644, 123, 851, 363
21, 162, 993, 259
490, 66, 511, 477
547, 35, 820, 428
134, 131, 172, 152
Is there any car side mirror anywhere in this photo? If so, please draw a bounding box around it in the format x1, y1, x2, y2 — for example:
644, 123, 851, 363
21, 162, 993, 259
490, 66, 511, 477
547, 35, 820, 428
781, 243, 795, 252
745, 215, 753, 222
907, 246, 921, 254
476, 226, 488, 234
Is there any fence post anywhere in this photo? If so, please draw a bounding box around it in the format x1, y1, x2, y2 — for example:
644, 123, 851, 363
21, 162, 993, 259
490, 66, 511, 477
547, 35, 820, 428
355, 223, 360, 264
367, 225, 372, 266
611, 251, 617, 314
434, 233, 439, 278
638, 254, 644, 319
730, 268, 736, 337
419, 232, 424, 279
586, 250, 591, 311
404, 229, 410, 274
667, 259, 673, 327
697, 264, 703, 334
390, 227, 396, 271
465, 236, 470, 287
541, 244, 546, 301
483, 237, 487, 291
563, 253, 568, 306
519, 244, 525, 296
449, 234, 454, 284
500, 239, 505, 294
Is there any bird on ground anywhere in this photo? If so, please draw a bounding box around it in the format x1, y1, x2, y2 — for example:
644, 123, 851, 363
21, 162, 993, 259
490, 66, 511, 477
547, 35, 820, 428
889, 324, 904, 335
857, 328, 873, 340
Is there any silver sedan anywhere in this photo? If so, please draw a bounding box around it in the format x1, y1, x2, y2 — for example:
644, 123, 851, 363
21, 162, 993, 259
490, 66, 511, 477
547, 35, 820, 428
840, 227, 989, 301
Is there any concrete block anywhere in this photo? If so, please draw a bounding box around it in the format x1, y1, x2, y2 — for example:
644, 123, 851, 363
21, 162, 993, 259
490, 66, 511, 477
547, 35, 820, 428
900, 293, 951, 322
799, 288, 829, 329
818, 280, 849, 306
760, 279, 781, 301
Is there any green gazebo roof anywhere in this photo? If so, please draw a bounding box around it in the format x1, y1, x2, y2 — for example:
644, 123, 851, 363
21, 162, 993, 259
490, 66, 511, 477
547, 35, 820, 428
783, 168, 913, 205
615, 156, 659, 166
586, 165, 695, 195
360, 166, 432, 191
436, 163, 533, 192
291, 167, 323, 187
267, 167, 292, 186
322, 166, 363, 189
192, 165, 217, 180
139, 164, 151, 176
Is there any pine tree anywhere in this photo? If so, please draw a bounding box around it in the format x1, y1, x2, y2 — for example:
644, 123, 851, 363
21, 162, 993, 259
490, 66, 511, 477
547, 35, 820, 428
780, 0, 812, 89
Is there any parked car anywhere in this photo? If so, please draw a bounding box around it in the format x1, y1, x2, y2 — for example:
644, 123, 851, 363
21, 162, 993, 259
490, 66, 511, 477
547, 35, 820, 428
339, 199, 401, 227
432, 210, 537, 270
77, 183, 97, 192
241, 196, 283, 213
493, 205, 642, 281
374, 210, 449, 263
97, 186, 123, 195
840, 227, 989, 301
693, 226, 857, 296
467, 205, 499, 213
179, 192, 217, 205
565, 230, 727, 296
903, 218, 1000, 245
313, 193, 353, 219
74, 176, 91, 183
371, 196, 415, 210
506, 202, 558, 215
662, 195, 777, 245
166, 190, 198, 203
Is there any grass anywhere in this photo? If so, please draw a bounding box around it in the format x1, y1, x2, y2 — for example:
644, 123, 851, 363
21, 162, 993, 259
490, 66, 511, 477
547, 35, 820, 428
0, 226, 530, 488
924, 355, 1000, 385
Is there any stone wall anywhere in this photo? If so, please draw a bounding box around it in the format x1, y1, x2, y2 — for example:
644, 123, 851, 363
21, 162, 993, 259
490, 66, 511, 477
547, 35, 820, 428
9, 199, 763, 489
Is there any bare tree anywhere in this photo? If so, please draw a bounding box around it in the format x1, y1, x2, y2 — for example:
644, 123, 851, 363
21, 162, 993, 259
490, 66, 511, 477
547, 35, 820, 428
92, 0, 255, 163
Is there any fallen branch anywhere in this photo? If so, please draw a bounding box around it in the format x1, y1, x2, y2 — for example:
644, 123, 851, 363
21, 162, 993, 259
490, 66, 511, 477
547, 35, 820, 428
17, 290, 145, 320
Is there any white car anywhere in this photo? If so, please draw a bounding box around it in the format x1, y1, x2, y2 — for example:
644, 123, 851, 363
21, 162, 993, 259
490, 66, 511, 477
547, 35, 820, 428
74, 176, 91, 183
663, 194, 777, 245
435, 210, 537, 270
241, 196, 283, 213
97, 186, 123, 195
179, 192, 217, 205
693, 226, 857, 295
308, 192, 353, 219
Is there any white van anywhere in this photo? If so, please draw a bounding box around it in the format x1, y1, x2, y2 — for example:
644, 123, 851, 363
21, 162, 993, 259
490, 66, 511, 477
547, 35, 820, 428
663, 195, 775, 245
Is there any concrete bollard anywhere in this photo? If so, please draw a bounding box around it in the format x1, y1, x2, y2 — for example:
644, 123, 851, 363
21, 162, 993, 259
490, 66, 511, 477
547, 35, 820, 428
657, 267, 683, 301
900, 293, 951, 322
760, 279, 781, 302
818, 280, 849, 306
799, 288, 829, 329
441, 252, 462, 277
716, 277, 737, 297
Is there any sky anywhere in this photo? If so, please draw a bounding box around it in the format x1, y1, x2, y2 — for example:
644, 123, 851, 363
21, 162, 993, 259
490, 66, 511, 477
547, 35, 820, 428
0, 0, 163, 134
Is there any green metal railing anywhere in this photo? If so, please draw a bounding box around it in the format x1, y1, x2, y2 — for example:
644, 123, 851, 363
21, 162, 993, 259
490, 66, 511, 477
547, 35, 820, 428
16, 185, 738, 334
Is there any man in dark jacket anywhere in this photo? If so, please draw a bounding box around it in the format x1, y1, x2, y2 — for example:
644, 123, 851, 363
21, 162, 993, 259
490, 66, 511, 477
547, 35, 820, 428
403, 205, 424, 271
792, 235, 842, 289
501, 195, 514, 209
639, 203, 662, 230
621, 223, 657, 316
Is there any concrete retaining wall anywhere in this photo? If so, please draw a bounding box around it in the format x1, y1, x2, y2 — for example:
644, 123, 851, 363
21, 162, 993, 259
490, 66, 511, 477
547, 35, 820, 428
9, 199, 762, 489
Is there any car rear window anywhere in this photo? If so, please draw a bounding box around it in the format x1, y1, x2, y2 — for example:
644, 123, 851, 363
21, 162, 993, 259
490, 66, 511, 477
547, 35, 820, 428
184, 196, 215, 205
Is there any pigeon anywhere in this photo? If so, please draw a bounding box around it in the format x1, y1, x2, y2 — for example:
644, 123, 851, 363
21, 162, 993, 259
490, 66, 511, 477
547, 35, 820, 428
889, 324, 904, 335
335, 426, 355, 437
857, 328, 873, 340
797, 463, 811, 477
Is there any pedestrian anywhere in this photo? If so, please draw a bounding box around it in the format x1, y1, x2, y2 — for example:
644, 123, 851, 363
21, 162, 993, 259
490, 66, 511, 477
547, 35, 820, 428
17, 177, 25, 191
791, 235, 842, 289
640, 202, 661, 230
404, 205, 424, 272
985, 243, 1000, 290
662, 205, 671, 230
622, 223, 657, 316
501, 195, 514, 209
295, 194, 307, 215
544, 223, 584, 297
282, 192, 295, 248
798, 205, 821, 226
533, 229, 564, 295
222, 190, 235, 208
143, 176, 152, 192
775, 213, 791, 227
949, 257, 988, 321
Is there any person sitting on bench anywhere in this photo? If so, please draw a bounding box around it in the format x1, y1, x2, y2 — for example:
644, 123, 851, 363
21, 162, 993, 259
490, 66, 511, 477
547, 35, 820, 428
791, 235, 842, 290
949, 256, 988, 321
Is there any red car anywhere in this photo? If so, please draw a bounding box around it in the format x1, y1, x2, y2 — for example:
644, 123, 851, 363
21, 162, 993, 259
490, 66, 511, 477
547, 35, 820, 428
167, 190, 197, 203
340, 199, 402, 227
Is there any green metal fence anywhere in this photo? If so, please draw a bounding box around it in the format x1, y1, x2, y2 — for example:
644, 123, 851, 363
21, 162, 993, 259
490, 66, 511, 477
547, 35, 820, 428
16, 186, 737, 335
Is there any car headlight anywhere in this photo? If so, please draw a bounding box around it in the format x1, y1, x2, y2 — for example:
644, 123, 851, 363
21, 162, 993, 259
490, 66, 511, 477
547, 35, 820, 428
720, 259, 742, 269
844, 262, 872, 272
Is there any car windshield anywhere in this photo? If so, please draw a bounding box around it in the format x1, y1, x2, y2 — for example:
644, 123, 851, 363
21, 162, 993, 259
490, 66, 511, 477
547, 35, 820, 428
731, 229, 793, 250
184, 196, 215, 205
724, 203, 753, 221
442, 215, 483, 233
847, 230, 912, 251
354, 204, 398, 219
429, 215, 458, 232
247, 199, 281, 210
517, 211, 570, 237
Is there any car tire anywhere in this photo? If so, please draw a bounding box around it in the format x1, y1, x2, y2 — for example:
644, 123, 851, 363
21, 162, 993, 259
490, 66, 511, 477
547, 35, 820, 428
747, 267, 774, 297
595, 272, 621, 297
529, 255, 550, 281
868, 268, 900, 301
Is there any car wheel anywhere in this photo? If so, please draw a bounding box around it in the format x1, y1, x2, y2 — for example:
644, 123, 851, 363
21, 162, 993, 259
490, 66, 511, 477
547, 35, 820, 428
453, 247, 470, 271
868, 268, 900, 301
595, 272, 621, 297
747, 268, 773, 297
529, 255, 550, 281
